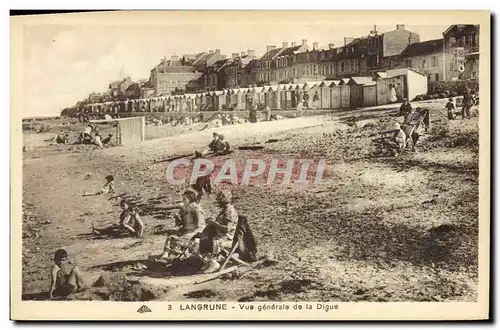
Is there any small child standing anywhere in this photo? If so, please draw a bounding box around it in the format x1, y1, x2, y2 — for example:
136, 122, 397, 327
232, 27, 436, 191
446, 98, 457, 120
49, 249, 86, 299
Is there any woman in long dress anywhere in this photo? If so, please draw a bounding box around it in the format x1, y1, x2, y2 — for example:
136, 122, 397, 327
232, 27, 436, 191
390, 86, 398, 103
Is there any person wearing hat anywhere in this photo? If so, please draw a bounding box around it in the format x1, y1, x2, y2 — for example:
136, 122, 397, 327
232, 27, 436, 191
213, 135, 231, 155
399, 98, 412, 117
198, 189, 239, 273
208, 132, 220, 152
157, 189, 206, 262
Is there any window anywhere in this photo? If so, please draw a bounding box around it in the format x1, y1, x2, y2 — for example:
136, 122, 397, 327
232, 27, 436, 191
423, 59, 427, 69
314, 65, 318, 75
284, 70, 288, 79
326, 65, 330, 75
432, 56, 437, 67
340, 62, 345, 72
293, 67, 297, 77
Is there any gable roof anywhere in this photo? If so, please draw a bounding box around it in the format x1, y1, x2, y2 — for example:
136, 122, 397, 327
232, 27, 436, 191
401, 39, 443, 57
260, 47, 284, 61
348, 77, 374, 85
319, 80, 341, 87
276, 45, 303, 57
384, 68, 428, 78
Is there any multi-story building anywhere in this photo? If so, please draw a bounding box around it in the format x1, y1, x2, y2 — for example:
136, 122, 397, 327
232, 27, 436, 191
254, 40, 310, 84
149, 56, 204, 95
334, 25, 419, 77
202, 56, 232, 91
399, 39, 444, 82
108, 77, 135, 98
223, 50, 257, 88
190, 49, 225, 72
246, 25, 419, 86
442, 24, 480, 81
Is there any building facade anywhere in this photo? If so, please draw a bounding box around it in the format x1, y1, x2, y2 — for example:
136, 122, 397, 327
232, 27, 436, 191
108, 77, 135, 98
223, 50, 257, 88
399, 39, 444, 82
442, 24, 480, 81
149, 56, 204, 95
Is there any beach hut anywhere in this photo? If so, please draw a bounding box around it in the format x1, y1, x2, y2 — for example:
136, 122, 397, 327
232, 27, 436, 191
318, 80, 339, 110
339, 78, 351, 109
230, 89, 239, 110
347, 77, 374, 108
267, 85, 281, 109
286, 84, 298, 109
363, 81, 378, 107
294, 83, 306, 107
234, 88, 247, 110
275, 84, 290, 110
373, 68, 427, 105
213, 90, 225, 110
303, 81, 321, 109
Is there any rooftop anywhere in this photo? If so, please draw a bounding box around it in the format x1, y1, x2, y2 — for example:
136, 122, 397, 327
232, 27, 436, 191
400, 39, 443, 57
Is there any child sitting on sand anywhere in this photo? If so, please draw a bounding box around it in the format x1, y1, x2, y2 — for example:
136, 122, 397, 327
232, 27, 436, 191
49, 249, 87, 299
92, 201, 144, 238
83, 175, 115, 196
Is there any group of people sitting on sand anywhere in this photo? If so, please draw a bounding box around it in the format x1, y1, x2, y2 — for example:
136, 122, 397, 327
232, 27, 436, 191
77, 124, 114, 148
48, 131, 253, 300
155, 187, 247, 274
51, 124, 114, 148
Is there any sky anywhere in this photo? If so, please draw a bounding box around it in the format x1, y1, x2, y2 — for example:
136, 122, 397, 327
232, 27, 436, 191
19, 15, 448, 118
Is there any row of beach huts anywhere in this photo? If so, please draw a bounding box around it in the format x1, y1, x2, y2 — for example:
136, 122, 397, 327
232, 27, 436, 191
83, 69, 428, 113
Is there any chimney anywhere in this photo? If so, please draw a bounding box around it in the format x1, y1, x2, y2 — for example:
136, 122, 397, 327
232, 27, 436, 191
370, 24, 379, 36
283, 42, 288, 48
232, 53, 239, 58
302, 39, 307, 46
329, 43, 335, 49
313, 42, 319, 50
344, 37, 355, 46
241, 51, 246, 56
267, 45, 276, 52
171, 55, 178, 61
291, 42, 297, 47
209, 49, 214, 54
215, 49, 221, 54
221, 55, 227, 60
247, 49, 255, 57
396, 24, 405, 30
